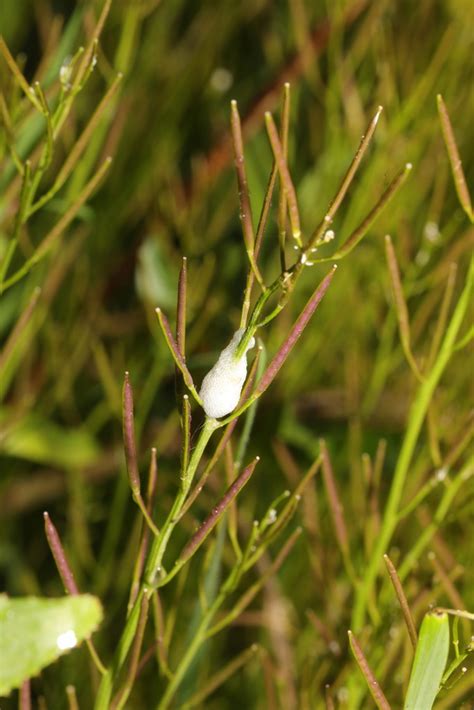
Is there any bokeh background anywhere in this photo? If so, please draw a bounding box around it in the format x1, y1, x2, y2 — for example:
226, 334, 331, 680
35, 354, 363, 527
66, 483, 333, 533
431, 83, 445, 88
1, 0, 472, 707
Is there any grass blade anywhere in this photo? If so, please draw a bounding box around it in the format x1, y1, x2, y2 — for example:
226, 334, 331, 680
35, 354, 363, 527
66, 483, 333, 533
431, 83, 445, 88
0, 286, 41, 373
29, 73, 123, 216
384, 235, 423, 381
403, 611, 450, 710
2, 156, 113, 291
182, 644, 259, 709
352, 258, 473, 630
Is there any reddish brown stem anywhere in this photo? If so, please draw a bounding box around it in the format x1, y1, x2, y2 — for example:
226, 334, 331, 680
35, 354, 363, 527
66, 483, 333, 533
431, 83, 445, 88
19, 679, 31, 710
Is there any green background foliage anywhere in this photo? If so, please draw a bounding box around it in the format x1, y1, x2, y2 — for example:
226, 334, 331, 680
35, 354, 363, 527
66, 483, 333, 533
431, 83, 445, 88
0, 0, 472, 707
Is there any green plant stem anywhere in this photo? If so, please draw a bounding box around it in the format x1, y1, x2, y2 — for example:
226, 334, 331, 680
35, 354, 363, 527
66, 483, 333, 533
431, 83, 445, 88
94, 595, 143, 710
0, 37, 44, 112
235, 269, 287, 358
240, 161, 277, 328
396, 464, 473, 582
28, 72, 123, 217
134, 494, 160, 537
156, 549, 253, 710
157, 528, 301, 710
181, 644, 259, 710
94, 417, 218, 709
144, 416, 218, 585
157, 592, 224, 710
2, 157, 112, 291
111, 594, 149, 710
351, 258, 473, 631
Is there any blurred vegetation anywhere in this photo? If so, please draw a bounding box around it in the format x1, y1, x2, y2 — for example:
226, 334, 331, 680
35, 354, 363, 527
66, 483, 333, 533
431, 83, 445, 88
0, 0, 472, 708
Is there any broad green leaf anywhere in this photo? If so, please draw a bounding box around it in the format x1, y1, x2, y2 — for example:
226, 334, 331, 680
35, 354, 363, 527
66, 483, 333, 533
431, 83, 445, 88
404, 611, 450, 710
0, 594, 103, 696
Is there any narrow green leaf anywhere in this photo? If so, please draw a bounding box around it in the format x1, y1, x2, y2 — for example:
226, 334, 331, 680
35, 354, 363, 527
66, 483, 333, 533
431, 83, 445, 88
404, 611, 450, 710
0, 594, 103, 696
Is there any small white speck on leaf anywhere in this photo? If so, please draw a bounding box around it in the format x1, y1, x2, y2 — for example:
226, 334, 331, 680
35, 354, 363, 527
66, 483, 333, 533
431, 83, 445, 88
56, 629, 77, 650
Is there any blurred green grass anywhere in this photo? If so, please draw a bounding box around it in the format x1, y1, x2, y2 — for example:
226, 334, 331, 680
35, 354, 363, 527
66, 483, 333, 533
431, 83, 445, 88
0, 0, 472, 707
